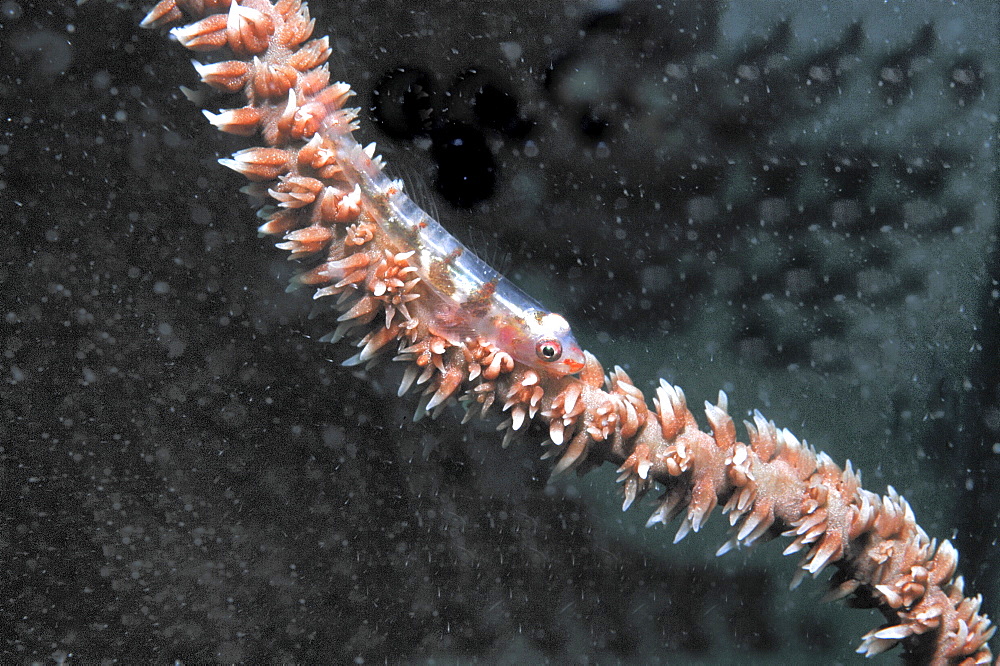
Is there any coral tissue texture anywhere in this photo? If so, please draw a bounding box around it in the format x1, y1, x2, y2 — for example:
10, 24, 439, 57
3, 0, 998, 663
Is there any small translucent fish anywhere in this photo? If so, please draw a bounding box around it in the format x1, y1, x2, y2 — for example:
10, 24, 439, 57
323, 131, 585, 376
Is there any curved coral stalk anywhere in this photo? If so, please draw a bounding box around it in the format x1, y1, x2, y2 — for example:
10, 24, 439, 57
142, 1, 996, 662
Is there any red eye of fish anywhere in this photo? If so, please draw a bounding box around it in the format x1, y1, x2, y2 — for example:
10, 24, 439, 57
536, 340, 562, 362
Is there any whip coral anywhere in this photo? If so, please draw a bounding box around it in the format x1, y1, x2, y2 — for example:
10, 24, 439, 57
141, 1, 997, 662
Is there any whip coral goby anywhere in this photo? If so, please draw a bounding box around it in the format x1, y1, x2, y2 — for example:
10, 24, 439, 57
141, 1, 996, 662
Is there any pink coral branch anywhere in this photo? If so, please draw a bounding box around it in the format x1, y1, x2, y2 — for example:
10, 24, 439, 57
141, 1, 996, 662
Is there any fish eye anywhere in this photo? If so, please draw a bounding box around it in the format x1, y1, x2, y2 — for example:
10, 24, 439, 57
535, 339, 562, 362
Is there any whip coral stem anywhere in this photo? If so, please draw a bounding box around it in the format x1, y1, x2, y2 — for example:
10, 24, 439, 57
142, 1, 996, 662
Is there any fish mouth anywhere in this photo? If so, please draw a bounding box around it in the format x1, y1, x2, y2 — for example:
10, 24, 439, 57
562, 357, 586, 374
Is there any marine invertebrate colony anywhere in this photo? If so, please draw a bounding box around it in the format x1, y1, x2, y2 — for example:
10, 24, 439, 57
141, 0, 996, 662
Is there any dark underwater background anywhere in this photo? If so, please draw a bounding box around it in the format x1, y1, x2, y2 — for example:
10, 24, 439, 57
2, 0, 998, 662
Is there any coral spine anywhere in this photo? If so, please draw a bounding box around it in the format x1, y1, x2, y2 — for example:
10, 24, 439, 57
142, 1, 996, 662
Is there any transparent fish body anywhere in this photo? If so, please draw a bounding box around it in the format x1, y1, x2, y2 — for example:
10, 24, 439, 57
325, 131, 585, 376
